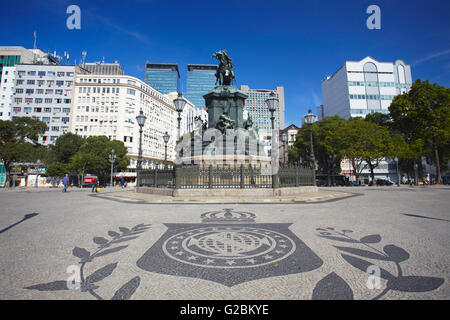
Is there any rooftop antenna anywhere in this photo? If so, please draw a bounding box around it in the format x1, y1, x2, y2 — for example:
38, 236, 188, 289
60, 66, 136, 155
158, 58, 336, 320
64, 51, 69, 65
81, 51, 87, 66
33, 31, 37, 64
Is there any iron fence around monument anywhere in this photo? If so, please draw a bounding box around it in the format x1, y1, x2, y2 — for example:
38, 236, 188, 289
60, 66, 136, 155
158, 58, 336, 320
139, 164, 314, 189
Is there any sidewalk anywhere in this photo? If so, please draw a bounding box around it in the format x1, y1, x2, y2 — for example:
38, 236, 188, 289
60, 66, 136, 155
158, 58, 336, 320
94, 188, 353, 203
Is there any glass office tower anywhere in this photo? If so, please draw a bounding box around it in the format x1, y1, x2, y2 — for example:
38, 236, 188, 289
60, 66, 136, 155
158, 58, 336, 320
185, 64, 217, 108
144, 63, 180, 94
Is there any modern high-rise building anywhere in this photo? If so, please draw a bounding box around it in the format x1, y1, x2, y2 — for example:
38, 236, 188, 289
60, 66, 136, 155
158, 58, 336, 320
185, 64, 218, 108
316, 105, 325, 120
321, 56, 412, 119
240, 85, 285, 156
240, 85, 285, 134
144, 62, 179, 94
0, 64, 81, 143
82, 61, 124, 75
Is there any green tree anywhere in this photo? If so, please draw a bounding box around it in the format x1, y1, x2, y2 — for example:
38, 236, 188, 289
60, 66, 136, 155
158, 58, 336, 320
341, 119, 393, 185
50, 133, 85, 164
45, 162, 69, 178
290, 116, 347, 185
70, 136, 129, 186
364, 112, 392, 128
390, 80, 450, 184
0, 117, 47, 187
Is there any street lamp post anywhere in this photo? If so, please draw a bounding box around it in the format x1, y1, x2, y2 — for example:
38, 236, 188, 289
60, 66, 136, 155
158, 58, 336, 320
109, 149, 116, 188
163, 131, 170, 169
304, 109, 317, 184
281, 132, 287, 165
395, 157, 400, 187
265, 92, 279, 131
35, 159, 41, 188
173, 92, 187, 142
136, 109, 147, 187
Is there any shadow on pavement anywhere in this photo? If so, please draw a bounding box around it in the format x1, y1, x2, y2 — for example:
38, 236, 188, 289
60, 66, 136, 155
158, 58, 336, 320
0, 213, 39, 234
402, 213, 450, 222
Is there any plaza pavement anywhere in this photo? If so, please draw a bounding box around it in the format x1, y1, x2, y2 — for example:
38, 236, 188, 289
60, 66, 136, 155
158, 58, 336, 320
0, 185, 448, 300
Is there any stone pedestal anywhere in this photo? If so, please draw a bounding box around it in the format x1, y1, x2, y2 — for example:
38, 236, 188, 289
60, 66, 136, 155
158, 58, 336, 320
203, 85, 248, 129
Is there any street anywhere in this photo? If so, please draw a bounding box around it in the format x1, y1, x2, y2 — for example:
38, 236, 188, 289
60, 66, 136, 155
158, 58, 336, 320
0, 186, 448, 300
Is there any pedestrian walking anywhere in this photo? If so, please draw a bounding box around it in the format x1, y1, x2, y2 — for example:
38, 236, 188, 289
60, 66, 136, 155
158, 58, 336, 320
92, 179, 100, 193
62, 174, 69, 193
120, 176, 125, 189
422, 177, 427, 186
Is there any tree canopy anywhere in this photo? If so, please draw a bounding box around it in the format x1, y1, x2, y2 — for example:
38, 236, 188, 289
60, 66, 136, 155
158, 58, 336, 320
70, 136, 129, 184
50, 132, 85, 164
290, 116, 347, 185
389, 79, 450, 183
343, 118, 394, 185
0, 117, 48, 186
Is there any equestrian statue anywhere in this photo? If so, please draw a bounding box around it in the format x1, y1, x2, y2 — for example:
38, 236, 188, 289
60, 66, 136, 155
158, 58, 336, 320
212, 50, 235, 86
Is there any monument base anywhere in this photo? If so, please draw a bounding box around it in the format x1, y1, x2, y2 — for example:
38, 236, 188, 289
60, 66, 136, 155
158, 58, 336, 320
136, 186, 319, 198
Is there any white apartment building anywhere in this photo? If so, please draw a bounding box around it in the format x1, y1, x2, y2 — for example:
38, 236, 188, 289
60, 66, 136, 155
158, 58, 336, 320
321, 56, 412, 119
0, 64, 78, 144
70, 73, 193, 170
278, 124, 300, 164
321, 56, 412, 184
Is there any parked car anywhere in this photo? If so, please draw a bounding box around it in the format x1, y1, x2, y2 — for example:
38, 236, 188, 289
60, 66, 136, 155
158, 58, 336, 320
376, 178, 394, 186
316, 174, 350, 186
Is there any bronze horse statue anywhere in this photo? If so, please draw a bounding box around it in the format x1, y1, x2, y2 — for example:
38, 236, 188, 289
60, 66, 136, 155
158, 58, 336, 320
213, 50, 235, 86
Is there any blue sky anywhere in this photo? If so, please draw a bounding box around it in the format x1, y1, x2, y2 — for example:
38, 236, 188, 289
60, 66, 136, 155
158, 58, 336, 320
2, 0, 449, 126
